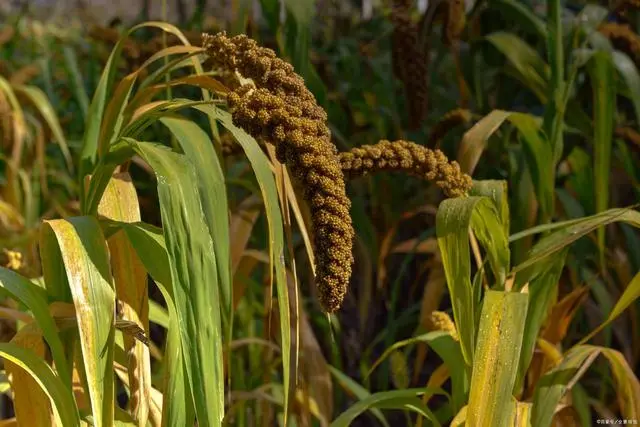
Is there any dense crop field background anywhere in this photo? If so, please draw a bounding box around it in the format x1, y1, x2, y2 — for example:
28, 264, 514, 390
0, 0, 638, 426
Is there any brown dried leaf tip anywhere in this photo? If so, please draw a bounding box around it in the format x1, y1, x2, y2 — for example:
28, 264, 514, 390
340, 140, 472, 198
203, 32, 354, 313
615, 126, 640, 149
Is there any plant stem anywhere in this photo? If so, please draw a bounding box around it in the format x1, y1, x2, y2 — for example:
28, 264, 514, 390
543, 0, 565, 224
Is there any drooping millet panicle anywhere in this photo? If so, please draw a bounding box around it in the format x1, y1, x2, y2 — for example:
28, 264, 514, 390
390, 0, 430, 130
427, 108, 472, 148
203, 32, 354, 313
339, 140, 472, 198
598, 23, 640, 65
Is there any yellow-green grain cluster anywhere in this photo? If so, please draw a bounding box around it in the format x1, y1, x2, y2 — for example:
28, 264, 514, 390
390, 0, 429, 129
599, 23, 640, 65
1, 249, 22, 271
339, 140, 472, 198
428, 108, 472, 147
430, 310, 459, 341
203, 32, 354, 312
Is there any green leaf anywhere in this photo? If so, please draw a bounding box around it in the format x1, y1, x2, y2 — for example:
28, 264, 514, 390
330, 388, 443, 427
159, 116, 232, 341
41, 217, 116, 427
515, 250, 567, 393
155, 279, 196, 427
507, 113, 554, 220
485, 32, 549, 101
512, 207, 640, 273
470, 180, 510, 237
110, 220, 194, 426
533, 345, 639, 425
532, 346, 601, 427
0, 343, 80, 427
79, 21, 201, 185
367, 331, 467, 412
12, 84, 73, 172
328, 366, 389, 427
579, 270, 640, 345
149, 300, 170, 329
62, 46, 90, 121
612, 51, 640, 126
0, 268, 71, 388
470, 200, 511, 287
437, 197, 509, 365
458, 113, 551, 220
467, 290, 528, 427
587, 51, 615, 268
196, 106, 291, 420
130, 141, 224, 426
489, 0, 546, 39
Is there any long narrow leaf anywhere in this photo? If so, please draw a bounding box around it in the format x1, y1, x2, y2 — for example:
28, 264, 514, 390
0, 343, 80, 427
587, 51, 615, 267
41, 217, 116, 427
130, 141, 223, 426
467, 290, 528, 427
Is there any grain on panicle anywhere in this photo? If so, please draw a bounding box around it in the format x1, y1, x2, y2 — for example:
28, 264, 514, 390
598, 23, 640, 65
427, 108, 472, 148
390, 0, 429, 130
202, 32, 354, 313
339, 140, 473, 198
430, 310, 459, 342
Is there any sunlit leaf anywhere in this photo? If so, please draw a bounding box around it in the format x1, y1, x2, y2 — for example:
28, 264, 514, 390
41, 217, 116, 427
467, 290, 528, 427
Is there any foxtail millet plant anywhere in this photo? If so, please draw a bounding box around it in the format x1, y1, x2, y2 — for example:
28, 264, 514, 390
339, 139, 472, 198
390, 0, 430, 129
202, 32, 354, 313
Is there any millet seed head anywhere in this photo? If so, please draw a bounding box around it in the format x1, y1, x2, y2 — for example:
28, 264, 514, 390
390, 0, 429, 130
430, 311, 459, 342
339, 140, 472, 198
599, 23, 640, 66
203, 32, 354, 312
